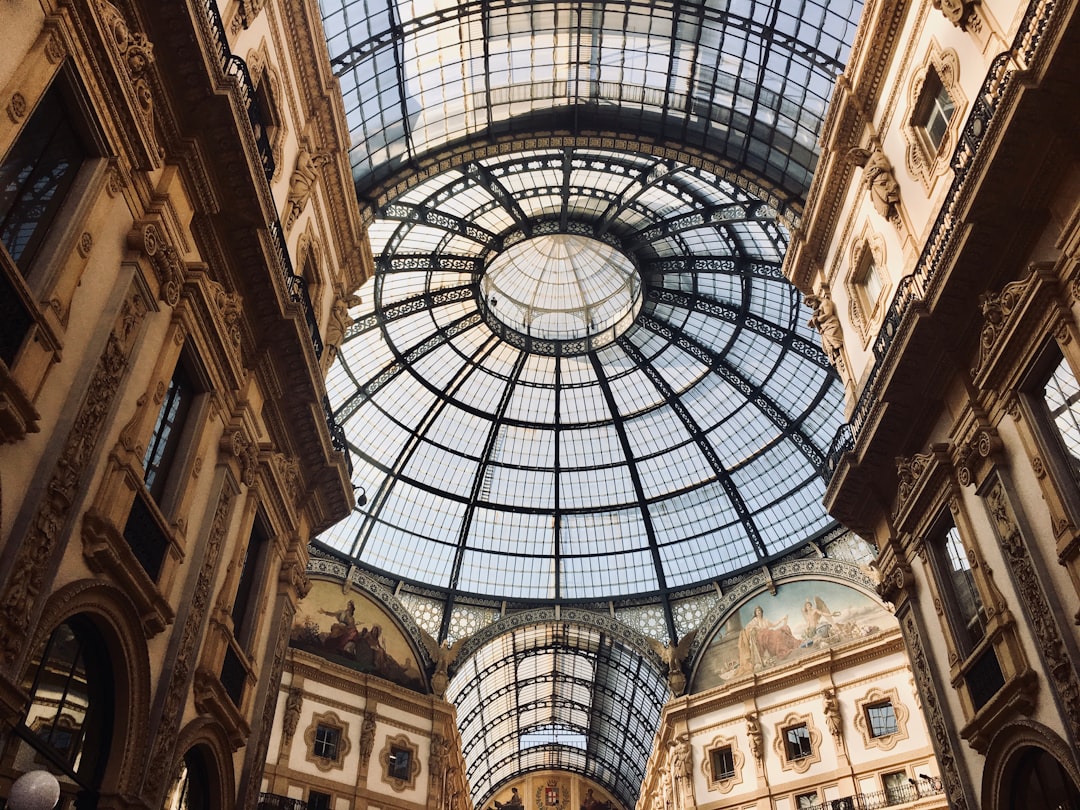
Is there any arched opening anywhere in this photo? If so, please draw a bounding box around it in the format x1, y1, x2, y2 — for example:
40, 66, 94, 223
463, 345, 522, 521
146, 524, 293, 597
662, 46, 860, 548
2, 617, 115, 809
1007, 747, 1080, 810
166, 747, 215, 810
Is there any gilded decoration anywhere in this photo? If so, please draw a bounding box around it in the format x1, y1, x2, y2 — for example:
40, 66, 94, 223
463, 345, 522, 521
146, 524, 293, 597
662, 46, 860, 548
702, 734, 745, 794
303, 710, 351, 771
853, 686, 911, 751
379, 733, 420, 792
771, 712, 822, 774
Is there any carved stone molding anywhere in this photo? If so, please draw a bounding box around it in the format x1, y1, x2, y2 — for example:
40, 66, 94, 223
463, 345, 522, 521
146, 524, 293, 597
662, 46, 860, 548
143, 487, 235, 801
954, 426, 1003, 488
97, 0, 156, 130
220, 428, 259, 487
899, 609, 970, 810
971, 263, 1061, 385
702, 733, 745, 793
932, 0, 981, 31
303, 710, 351, 771
893, 444, 954, 530
0, 288, 147, 666
128, 222, 184, 307
6, 92, 27, 123
853, 685, 911, 750
983, 477, 1080, 746
379, 733, 421, 792
0, 361, 40, 444
772, 712, 822, 774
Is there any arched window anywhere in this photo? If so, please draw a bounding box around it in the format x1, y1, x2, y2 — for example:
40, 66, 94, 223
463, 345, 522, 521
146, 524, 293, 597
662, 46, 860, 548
6, 618, 114, 801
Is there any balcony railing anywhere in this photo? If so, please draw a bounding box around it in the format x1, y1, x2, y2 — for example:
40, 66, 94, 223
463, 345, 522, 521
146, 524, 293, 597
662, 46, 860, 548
258, 794, 308, 810
802, 777, 945, 810
195, 0, 354, 471
825, 0, 1061, 471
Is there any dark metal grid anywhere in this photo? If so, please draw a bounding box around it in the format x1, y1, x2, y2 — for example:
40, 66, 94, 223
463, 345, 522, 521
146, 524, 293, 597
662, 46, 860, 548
322, 147, 844, 611
446, 623, 668, 809
319, 0, 862, 202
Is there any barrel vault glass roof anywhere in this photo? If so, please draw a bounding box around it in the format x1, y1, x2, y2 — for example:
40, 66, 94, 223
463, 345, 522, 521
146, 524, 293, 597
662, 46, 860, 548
314, 0, 862, 804
320, 0, 862, 206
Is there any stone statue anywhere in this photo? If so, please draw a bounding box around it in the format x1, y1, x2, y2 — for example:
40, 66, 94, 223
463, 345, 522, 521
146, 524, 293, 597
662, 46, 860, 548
359, 710, 377, 766
284, 146, 331, 230
420, 629, 469, 699
823, 689, 842, 738
746, 713, 763, 762
647, 630, 698, 697
282, 687, 303, 743
849, 145, 901, 221
805, 288, 844, 364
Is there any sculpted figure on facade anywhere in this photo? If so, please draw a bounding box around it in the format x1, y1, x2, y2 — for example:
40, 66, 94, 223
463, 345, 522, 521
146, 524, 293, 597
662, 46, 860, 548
849, 145, 901, 222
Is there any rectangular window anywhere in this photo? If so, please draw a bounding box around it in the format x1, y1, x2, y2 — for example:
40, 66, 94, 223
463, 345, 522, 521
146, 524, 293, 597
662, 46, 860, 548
795, 792, 818, 809
232, 514, 269, 645
313, 724, 340, 759
882, 771, 911, 805
307, 791, 331, 810
143, 360, 195, 501
388, 746, 411, 780
784, 725, 812, 761
1036, 353, 1080, 488
709, 746, 734, 780
860, 257, 883, 306
929, 519, 985, 658
865, 701, 899, 737
917, 69, 955, 153
0, 74, 91, 273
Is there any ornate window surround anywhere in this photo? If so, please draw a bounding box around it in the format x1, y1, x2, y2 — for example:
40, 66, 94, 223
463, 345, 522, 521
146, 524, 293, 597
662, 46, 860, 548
245, 43, 287, 182
772, 713, 822, 774
845, 227, 890, 345
304, 711, 351, 771
379, 734, 420, 792
853, 687, 910, 751
902, 41, 965, 191
702, 734, 744, 794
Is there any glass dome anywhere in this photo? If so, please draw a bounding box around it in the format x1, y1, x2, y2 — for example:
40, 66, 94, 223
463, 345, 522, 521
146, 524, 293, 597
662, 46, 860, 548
321, 146, 846, 607
479, 233, 643, 351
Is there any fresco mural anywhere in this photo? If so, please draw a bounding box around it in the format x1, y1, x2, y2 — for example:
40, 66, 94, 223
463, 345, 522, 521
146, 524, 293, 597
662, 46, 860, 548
693, 580, 892, 692
290, 580, 426, 692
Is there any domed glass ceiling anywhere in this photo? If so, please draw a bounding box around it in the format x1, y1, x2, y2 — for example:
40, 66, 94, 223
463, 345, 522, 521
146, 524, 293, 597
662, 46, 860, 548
321, 146, 846, 606
479, 233, 643, 350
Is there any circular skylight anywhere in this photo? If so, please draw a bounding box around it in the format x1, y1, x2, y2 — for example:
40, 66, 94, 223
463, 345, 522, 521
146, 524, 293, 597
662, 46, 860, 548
479, 234, 642, 353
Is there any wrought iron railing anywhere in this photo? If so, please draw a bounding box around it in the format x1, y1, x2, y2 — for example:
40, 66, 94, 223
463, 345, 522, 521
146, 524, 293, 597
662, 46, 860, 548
825, 0, 1059, 472
258, 794, 308, 810
801, 777, 945, 810
196, 0, 353, 469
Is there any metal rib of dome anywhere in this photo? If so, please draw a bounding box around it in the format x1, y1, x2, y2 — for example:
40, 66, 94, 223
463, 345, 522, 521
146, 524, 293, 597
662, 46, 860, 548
321, 147, 846, 612
319, 0, 862, 205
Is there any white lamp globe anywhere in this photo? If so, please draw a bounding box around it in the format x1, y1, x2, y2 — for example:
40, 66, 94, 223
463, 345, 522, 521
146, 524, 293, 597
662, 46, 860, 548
8, 770, 61, 810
